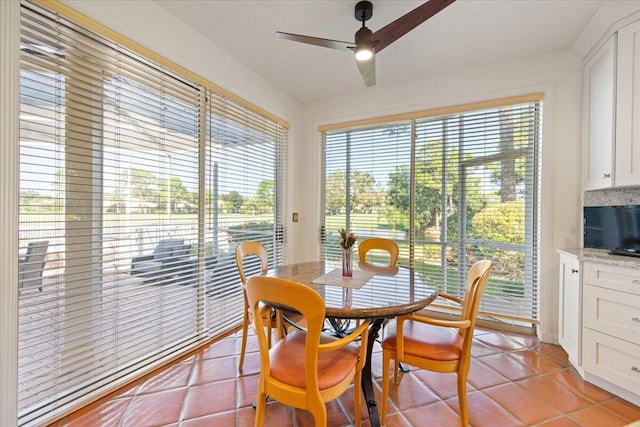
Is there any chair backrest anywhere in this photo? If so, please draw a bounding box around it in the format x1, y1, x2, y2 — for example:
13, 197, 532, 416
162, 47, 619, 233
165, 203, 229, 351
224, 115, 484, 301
235, 241, 268, 286
459, 260, 493, 350
245, 276, 326, 391
19, 240, 49, 288
358, 237, 399, 266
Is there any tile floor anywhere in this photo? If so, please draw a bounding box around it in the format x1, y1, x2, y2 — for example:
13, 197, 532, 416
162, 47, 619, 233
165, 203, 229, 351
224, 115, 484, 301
50, 327, 640, 427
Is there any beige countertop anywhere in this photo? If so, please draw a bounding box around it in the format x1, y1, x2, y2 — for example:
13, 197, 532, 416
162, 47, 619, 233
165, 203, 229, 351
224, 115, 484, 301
557, 247, 640, 270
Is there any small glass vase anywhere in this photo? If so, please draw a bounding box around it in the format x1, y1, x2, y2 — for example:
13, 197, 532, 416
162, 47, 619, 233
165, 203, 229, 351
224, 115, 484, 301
342, 247, 353, 278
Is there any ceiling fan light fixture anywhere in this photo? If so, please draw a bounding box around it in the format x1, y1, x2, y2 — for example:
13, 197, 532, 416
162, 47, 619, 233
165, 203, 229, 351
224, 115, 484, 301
355, 45, 373, 61
354, 23, 373, 62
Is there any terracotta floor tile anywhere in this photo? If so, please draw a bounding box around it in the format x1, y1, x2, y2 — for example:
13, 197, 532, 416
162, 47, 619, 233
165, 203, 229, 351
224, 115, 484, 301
504, 332, 539, 349
137, 362, 193, 394
180, 410, 235, 426
336, 383, 372, 422
120, 388, 185, 427
471, 339, 502, 357
568, 405, 629, 427
535, 416, 582, 426
237, 373, 260, 408
238, 350, 262, 377
453, 390, 525, 427
506, 349, 565, 374
483, 382, 562, 425
536, 342, 571, 367
474, 331, 528, 352
478, 352, 537, 381
601, 398, 640, 422
550, 368, 616, 403
412, 369, 471, 401
190, 356, 236, 385
466, 359, 510, 390
238, 401, 293, 426
517, 375, 592, 413
198, 335, 237, 360
293, 399, 349, 426
45, 329, 640, 427
402, 401, 461, 426
380, 412, 411, 426
383, 372, 440, 411
58, 397, 131, 427
181, 379, 235, 420
237, 332, 260, 355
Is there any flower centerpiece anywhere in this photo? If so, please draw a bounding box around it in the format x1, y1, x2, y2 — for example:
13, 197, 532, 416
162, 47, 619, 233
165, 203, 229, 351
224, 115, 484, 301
338, 228, 357, 278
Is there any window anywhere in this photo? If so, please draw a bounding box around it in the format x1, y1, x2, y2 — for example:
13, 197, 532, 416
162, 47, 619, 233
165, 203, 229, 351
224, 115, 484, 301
321, 97, 541, 326
18, 2, 287, 425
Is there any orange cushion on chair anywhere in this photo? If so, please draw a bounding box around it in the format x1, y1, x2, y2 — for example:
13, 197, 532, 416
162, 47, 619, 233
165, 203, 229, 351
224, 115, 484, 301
382, 319, 463, 361
270, 330, 360, 390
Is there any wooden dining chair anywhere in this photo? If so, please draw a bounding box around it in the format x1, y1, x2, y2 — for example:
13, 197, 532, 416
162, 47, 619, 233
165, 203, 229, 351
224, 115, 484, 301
380, 260, 493, 426
246, 276, 369, 427
235, 241, 279, 372
358, 237, 399, 266
356, 237, 400, 333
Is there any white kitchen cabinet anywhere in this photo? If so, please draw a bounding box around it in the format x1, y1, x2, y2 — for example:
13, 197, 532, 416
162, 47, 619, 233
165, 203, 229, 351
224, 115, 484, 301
582, 262, 640, 406
583, 34, 616, 191
615, 19, 640, 187
558, 252, 581, 369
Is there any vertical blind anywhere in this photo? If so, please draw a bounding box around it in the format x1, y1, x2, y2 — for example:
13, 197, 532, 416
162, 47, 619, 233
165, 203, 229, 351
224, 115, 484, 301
17, 1, 287, 425
321, 98, 542, 325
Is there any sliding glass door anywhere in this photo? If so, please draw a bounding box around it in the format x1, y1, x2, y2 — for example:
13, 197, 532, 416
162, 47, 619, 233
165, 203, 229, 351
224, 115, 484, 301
321, 98, 541, 327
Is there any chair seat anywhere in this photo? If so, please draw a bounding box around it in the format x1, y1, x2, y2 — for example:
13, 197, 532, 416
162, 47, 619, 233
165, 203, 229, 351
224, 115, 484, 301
382, 319, 463, 361
270, 330, 360, 390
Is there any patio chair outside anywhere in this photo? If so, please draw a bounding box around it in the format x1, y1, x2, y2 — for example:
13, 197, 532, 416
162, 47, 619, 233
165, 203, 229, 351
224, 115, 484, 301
19, 240, 49, 294
130, 238, 195, 284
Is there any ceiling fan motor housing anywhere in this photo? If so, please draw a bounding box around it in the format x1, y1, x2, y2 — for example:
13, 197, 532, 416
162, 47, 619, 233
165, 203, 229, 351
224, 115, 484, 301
355, 1, 373, 23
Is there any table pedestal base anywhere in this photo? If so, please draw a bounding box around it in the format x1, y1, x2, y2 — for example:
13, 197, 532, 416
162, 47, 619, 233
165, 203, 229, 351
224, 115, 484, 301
362, 318, 384, 427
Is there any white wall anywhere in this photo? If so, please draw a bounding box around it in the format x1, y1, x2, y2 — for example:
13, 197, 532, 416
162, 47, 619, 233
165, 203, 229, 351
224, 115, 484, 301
289, 51, 584, 342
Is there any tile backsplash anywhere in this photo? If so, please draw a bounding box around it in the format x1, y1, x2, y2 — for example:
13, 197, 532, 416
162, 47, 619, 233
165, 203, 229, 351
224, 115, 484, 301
584, 187, 640, 206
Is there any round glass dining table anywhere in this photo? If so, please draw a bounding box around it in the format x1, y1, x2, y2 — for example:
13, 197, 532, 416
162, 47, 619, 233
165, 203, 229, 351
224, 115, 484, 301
267, 261, 439, 427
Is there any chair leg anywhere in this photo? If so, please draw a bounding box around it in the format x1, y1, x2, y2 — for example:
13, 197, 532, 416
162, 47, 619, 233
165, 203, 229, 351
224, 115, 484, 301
239, 310, 250, 372
354, 367, 362, 427
380, 350, 392, 424
254, 380, 267, 427
275, 309, 284, 340
309, 401, 327, 427
457, 373, 469, 427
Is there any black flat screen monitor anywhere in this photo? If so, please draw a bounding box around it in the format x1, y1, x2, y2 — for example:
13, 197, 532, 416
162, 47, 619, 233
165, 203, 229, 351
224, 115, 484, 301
583, 205, 640, 253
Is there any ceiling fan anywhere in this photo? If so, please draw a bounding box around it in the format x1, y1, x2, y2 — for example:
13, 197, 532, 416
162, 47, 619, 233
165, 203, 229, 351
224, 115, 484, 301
276, 0, 456, 87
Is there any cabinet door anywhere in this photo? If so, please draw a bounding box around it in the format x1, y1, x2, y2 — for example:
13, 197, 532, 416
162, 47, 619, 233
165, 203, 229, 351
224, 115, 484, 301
584, 35, 616, 190
616, 20, 640, 187
558, 253, 581, 367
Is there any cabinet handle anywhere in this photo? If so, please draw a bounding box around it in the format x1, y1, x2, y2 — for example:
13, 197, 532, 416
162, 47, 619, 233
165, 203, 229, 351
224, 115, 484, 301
633, 279, 640, 284
601, 173, 611, 178
633, 317, 640, 322
633, 366, 640, 373
571, 269, 578, 274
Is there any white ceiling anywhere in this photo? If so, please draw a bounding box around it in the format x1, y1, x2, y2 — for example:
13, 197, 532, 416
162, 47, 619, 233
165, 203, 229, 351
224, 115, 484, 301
154, 0, 606, 104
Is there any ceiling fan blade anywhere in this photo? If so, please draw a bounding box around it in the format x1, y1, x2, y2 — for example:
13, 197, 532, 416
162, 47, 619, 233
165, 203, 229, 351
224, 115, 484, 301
369, 0, 456, 53
276, 32, 354, 51
356, 55, 375, 87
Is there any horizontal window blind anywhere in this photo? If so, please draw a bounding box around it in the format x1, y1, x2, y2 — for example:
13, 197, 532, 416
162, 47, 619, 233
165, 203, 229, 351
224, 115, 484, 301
18, 2, 287, 425
322, 122, 412, 266
321, 99, 541, 326
204, 91, 287, 336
